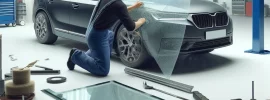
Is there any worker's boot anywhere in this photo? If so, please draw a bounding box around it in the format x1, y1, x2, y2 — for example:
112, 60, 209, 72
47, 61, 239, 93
67, 48, 76, 70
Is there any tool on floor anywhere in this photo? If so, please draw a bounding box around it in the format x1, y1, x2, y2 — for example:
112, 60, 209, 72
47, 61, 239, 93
193, 91, 209, 100
251, 81, 256, 100
143, 82, 188, 100
5, 67, 35, 100
47, 76, 66, 84
24, 60, 39, 69
5, 69, 60, 80
23, 60, 60, 75
45, 58, 49, 61
5, 64, 60, 81
125, 67, 194, 93
9, 55, 17, 61
231, 99, 242, 100
32, 65, 60, 75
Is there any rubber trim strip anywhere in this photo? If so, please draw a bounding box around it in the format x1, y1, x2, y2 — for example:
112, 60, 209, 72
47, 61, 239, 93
124, 67, 194, 93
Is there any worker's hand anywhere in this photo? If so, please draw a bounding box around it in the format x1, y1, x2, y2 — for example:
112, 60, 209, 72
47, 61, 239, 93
133, 1, 143, 8
134, 18, 146, 31
138, 18, 146, 24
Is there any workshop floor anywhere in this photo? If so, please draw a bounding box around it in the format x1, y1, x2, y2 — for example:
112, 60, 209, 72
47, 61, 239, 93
1, 16, 270, 100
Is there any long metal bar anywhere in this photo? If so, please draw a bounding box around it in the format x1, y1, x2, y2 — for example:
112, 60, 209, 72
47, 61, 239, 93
125, 70, 192, 93
126, 70, 191, 91
124, 67, 194, 93
252, 81, 254, 99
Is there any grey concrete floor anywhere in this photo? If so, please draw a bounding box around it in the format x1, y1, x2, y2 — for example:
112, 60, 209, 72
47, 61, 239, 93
0, 16, 270, 100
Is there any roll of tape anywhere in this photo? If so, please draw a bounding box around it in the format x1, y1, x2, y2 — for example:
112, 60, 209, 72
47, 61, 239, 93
5, 80, 35, 95
47, 76, 66, 84
12, 67, 30, 85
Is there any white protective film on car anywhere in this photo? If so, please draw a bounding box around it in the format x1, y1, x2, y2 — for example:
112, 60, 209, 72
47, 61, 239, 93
123, 0, 191, 78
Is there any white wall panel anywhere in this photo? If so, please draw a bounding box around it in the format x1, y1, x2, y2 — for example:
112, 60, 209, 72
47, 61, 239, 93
23, 0, 270, 23
25, 0, 34, 23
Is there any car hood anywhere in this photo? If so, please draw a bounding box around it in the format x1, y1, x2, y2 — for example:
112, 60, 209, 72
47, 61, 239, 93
124, 0, 226, 14
189, 0, 226, 13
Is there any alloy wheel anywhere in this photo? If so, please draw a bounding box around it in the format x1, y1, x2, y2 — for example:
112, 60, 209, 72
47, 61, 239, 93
117, 28, 142, 63
35, 14, 47, 40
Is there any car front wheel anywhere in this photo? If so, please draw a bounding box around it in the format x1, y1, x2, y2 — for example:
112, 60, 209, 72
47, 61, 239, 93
116, 25, 150, 68
34, 12, 57, 44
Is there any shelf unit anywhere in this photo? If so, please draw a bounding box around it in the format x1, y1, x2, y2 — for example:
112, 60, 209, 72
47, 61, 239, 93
232, 0, 246, 15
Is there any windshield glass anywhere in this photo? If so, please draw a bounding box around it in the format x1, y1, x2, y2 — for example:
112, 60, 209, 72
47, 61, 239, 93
123, 0, 190, 13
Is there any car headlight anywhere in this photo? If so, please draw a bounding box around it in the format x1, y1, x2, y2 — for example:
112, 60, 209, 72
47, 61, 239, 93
151, 12, 188, 21
150, 11, 192, 25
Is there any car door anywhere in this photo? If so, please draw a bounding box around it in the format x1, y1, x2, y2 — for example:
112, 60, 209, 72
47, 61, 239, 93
46, 0, 71, 34
69, 0, 98, 36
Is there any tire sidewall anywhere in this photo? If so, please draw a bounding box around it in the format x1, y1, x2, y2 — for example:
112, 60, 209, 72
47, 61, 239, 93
116, 25, 150, 68
34, 12, 56, 44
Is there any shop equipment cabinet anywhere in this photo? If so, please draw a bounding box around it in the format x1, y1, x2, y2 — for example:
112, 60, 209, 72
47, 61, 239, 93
0, 0, 16, 27
232, 0, 246, 15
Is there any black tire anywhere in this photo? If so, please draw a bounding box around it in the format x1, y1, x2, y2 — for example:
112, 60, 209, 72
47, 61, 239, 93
5, 24, 10, 26
34, 11, 57, 44
12, 23, 16, 27
116, 25, 150, 68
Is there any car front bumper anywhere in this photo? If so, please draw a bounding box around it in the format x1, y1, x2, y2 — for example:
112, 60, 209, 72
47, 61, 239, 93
180, 35, 233, 53
179, 17, 233, 53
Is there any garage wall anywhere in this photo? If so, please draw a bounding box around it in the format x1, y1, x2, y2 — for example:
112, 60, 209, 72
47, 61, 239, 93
209, 0, 270, 15
219, 0, 232, 15
25, 0, 34, 23
24, 0, 270, 23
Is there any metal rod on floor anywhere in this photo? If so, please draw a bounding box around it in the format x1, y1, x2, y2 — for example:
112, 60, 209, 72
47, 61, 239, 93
252, 81, 254, 99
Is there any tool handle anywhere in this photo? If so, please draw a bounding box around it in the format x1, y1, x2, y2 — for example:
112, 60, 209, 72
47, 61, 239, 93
154, 88, 188, 100
31, 70, 60, 75
35, 65, 53, 70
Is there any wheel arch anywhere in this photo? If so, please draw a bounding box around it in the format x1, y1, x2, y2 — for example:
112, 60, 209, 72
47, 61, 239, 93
34, 8, 56, 35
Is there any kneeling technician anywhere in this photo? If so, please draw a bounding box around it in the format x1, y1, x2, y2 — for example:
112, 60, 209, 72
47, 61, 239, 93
67, 0, 146, 76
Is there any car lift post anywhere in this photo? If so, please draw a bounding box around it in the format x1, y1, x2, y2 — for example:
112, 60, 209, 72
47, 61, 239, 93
245, 0, 270, 54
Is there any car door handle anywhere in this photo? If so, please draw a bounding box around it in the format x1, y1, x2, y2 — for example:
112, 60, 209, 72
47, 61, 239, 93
72, 4, 79, 9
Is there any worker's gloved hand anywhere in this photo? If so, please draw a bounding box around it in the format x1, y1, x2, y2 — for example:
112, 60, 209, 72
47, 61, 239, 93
133, 1, 143, 8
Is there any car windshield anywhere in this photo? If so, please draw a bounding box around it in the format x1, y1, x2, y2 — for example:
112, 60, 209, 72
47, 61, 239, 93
123, 0, 190, 13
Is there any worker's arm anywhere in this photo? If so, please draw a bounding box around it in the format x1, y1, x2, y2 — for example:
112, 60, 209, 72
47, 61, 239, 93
134, 18, 146, 31
115, 1, 146, 31
127, 6, 135, 12
127, 1, 143, 12
127, 1, 145, 31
